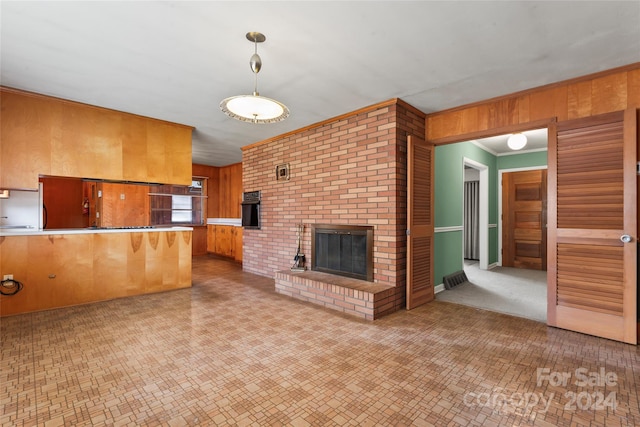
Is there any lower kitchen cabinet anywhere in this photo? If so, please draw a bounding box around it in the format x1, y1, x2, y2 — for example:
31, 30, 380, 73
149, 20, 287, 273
207, 224, 242, 262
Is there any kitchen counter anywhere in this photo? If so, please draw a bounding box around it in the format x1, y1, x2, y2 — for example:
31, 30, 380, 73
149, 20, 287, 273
0, 227, 193, 316
206, 218, 241, 226
0, 226, 193, 237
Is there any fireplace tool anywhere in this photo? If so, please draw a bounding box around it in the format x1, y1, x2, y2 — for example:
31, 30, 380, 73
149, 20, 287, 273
291, 223, 306, 271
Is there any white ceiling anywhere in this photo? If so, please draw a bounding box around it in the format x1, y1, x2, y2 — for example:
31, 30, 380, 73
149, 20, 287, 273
472, 128, 548, 155
2, 1, 639, 166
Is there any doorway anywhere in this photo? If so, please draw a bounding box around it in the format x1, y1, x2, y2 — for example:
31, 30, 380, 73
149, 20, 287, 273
435, 130, 548, 322
463, 158, 488, 270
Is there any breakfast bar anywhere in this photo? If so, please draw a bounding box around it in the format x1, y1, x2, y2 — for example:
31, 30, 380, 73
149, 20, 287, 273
0, 227, 192, 316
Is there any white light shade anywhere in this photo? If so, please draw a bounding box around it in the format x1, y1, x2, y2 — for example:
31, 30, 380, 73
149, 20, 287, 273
220, 95, 289, 124
507, 133, 527, 150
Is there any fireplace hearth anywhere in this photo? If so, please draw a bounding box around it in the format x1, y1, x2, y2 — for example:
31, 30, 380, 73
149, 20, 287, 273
311, 224, 373, 281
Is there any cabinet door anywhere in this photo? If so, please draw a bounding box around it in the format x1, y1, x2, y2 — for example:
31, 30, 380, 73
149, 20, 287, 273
215, 225, 227, 255
207, 225, 217, 253
229, 227, 236, 259
1, 90, 55, 188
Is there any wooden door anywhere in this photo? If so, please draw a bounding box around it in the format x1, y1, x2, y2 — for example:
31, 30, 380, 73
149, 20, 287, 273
547, 110, 637, 344
406, 135, 435, 309
502, 169, 547, 270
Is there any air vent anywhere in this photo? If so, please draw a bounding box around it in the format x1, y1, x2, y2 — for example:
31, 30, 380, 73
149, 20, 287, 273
443, 270, 469, 290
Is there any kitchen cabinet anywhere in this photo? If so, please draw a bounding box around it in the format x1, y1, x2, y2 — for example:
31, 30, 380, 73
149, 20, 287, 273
1, 87, 193, 190
0, 90, 55, 188
215, 225, 233, 257
207, 224, 217, 254
192, 226, 208, 256
207, 224, 242, 262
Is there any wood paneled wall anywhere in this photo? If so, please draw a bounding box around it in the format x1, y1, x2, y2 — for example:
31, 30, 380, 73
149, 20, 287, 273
219, 162, 242, 218
40, 176, 87, 229
0, 87, 193, 189
97, 182, 150, 227
192, 162, 242, 257
426, 64, 640, 143
192, 162, 242, 219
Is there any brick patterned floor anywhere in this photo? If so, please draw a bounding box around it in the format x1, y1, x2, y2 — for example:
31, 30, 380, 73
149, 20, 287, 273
1, 255, 639, 426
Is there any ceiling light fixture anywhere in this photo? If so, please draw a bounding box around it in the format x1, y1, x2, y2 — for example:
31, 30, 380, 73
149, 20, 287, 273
507, 133, 527, 150
220, 32, 289, 124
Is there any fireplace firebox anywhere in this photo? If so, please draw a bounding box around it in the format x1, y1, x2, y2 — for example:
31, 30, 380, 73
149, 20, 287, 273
311, 224, 373, 281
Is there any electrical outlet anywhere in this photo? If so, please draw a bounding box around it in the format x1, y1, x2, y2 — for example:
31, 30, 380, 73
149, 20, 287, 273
3, 274, 13, 281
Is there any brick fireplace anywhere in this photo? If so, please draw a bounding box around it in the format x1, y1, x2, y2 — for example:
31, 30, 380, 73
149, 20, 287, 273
311, 224, 373, 281
241, 99, 426, 319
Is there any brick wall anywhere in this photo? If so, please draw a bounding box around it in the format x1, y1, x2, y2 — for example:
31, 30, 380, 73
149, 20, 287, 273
242, 99, 425, 313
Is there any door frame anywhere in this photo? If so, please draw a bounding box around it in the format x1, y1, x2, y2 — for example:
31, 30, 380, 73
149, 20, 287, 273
462, 157, 489, 270
498, 165, 548, 267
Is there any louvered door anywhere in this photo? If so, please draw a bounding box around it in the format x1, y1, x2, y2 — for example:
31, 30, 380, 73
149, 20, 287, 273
547, 110, 637, 344
406, 135, 434, 309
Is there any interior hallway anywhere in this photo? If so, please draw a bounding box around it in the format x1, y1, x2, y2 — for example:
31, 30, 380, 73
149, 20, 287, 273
2, 256, 639, 426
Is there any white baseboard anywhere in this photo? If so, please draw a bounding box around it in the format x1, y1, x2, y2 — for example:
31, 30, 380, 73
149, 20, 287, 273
487, 263, 498, 270
434, 283, 445, 294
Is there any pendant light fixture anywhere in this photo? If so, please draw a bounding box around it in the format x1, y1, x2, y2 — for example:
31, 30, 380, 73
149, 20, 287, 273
220, 32, 289, 124
507, 133, 527, 150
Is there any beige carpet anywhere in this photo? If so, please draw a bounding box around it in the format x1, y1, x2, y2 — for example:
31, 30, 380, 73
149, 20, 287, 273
436, 260, 547, 323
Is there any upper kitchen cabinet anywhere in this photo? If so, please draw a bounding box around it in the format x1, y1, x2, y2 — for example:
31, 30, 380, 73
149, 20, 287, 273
0, 89, 56, 188
53, 102, 124, 179
0, 87, 193, 189
144, 121, 193, 185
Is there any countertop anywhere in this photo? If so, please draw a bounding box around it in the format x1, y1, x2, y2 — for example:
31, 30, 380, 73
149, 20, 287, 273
0, 226, 193, 237
207, 218, 242, 226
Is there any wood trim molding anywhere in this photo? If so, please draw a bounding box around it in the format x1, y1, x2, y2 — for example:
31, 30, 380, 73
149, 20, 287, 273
426, 62, 640, 118
428, 118, 557, 145
434, 226, 463, 233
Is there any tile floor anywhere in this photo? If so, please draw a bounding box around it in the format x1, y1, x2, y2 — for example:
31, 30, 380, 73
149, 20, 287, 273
1, 255, 639, 426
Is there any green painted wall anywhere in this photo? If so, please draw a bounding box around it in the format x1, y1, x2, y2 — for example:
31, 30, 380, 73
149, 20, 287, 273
434, 231, 463, 286
497, 150, 547, 170
434, 142, 497, 285
433, 145, 547, 285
